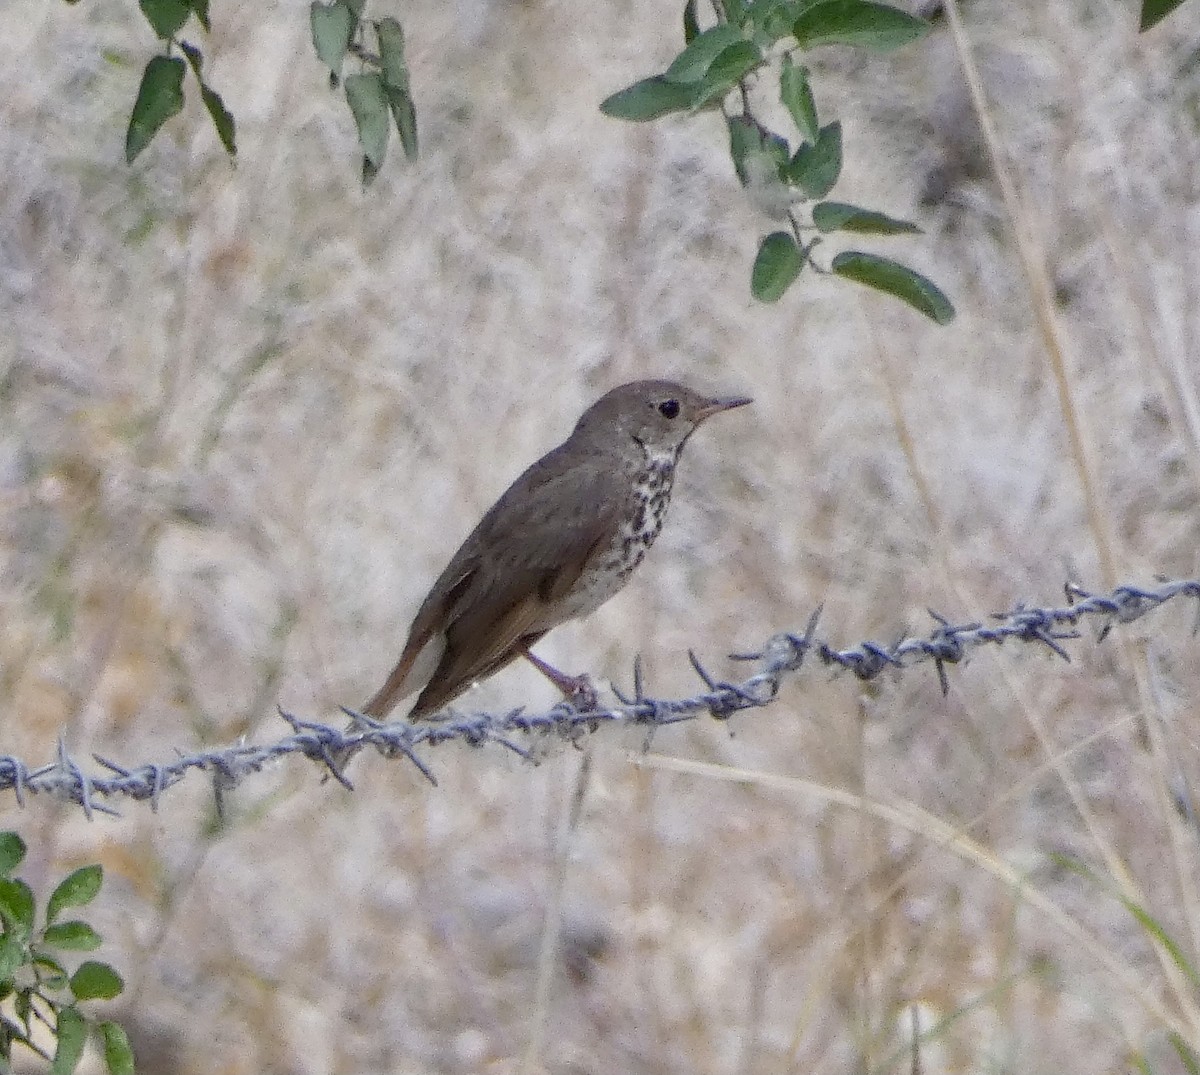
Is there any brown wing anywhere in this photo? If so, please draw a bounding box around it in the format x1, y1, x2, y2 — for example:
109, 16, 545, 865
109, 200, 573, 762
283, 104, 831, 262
406, 595, 546, 717
362, 444, 626, 718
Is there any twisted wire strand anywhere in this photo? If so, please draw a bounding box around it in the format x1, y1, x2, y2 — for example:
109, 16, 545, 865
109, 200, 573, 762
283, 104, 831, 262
2, 578, 1196, 814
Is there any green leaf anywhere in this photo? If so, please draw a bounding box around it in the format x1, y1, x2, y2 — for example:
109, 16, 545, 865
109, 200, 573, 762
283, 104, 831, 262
125, 55, 185, 164
139, 0, 190, 39
47, 866, 102, 924
681, 41, 765, 116
376, 18, 409, 91
696, 40, 762, 97
1141, 0, 1188, 30
98, 1022, 135, 1075
0, 834, 25, 877
793, 0, 930, 52
727, 116, 789, 186
751, 232, 804, 302
387, 90, 419, 162
310, 1, 355, 78
0, 937, 24, 981
70, 961, 124, 1002
41, 923, 103, 952
753, 0, 805, 43
683, 0, 700, 44
665, 24, 744, 82
345, 72, 390, 170
786, 120, 841, 197
188, 0, 210, 32
601, 76, 698, 121
831, 251, 955, 323
813, 201, 920, 234
199, 84, 237, 154
32, 951, 69, 988
0, 879, 35, 934
780, 55, 818, 142
179, 41, 237, 155
179, 38, 202, 72
51, 1006, 87, 1075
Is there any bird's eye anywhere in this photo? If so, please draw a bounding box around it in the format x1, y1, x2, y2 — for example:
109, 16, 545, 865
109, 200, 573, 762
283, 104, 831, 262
657, 399, 680, 419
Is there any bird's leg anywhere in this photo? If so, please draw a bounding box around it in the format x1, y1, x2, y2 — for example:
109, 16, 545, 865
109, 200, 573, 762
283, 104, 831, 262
520, 646, 599, 711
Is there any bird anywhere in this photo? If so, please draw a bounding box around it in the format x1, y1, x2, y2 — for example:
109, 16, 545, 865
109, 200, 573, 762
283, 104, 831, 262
360, 379, 751, 720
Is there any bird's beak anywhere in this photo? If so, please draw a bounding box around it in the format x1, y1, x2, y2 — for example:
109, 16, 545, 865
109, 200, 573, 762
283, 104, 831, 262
696, 394, 753, 422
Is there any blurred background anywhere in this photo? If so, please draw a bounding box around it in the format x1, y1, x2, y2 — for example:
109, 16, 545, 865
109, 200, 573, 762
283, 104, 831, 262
2, 0, 1200, 1071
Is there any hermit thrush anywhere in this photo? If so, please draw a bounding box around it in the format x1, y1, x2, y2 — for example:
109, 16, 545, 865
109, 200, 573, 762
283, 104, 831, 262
361, 379, 751, 719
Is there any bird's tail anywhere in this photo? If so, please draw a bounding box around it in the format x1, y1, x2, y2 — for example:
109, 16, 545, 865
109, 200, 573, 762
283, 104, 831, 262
359, 664, 409, 719
330, 634, 445, 776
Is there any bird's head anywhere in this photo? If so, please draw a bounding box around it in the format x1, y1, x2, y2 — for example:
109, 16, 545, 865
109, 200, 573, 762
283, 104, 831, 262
574, 379, 752, 456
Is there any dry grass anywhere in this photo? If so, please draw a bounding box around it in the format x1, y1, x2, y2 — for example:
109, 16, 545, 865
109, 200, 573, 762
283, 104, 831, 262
2, 0, 1200, 1071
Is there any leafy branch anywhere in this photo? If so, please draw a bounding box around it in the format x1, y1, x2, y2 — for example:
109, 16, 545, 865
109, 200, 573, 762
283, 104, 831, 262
309, 0, 419, 184
68, 0, 1193, 178
601, 0, 955, 321
123, 0, 235, 164
107, 0, 421, 182
0, 834, 131, 1074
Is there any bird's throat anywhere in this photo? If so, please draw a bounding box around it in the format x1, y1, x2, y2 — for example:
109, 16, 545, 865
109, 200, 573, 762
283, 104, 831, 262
621, 444, 679, 564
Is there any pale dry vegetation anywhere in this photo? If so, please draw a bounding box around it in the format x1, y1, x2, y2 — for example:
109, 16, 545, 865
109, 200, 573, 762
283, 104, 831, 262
2, 0, 1200, 1072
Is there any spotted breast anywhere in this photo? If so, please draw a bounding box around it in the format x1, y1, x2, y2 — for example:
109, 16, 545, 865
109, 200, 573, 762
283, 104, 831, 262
551, 445, 680, 622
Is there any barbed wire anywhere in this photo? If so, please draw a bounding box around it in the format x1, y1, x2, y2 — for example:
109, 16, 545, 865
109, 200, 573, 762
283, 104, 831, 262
2, 578, 1197, 816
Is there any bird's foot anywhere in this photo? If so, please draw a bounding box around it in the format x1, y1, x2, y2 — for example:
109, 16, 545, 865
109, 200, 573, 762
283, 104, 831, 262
558, 672, 599, 712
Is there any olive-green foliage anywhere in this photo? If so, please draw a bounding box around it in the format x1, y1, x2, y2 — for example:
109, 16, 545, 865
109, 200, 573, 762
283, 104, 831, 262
0, 832, 132, 1074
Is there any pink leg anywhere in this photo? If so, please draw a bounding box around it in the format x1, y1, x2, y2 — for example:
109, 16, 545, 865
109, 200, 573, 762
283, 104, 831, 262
520, 647, 599, 710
